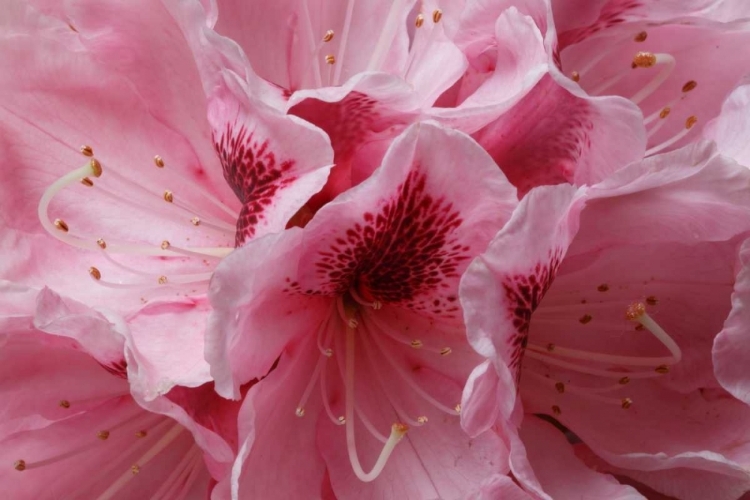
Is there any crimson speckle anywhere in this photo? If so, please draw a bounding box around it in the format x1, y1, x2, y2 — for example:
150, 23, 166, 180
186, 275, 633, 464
503, 249, 563, 381
214, 124, 297, 246
314, 169, 467, 315
100, 359, 128, 379
558, 1, 644, 49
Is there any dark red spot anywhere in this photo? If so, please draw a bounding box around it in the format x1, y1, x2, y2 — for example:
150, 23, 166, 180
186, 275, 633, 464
502, 249, 563, 382
313, 169, 467, 316
99, 359, 128, 379
214, 124, 297, 246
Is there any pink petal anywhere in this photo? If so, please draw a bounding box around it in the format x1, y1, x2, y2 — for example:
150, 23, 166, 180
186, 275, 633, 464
210, 0, 415, 91
511, 417, 644, 499
704, 81, 750, 167
124, 298, 213, 401
713, 239, 750, 404
209, 71, 334, 245
207, 228, 331, 398
296, 121, 518, 313
229, 336, 327, 500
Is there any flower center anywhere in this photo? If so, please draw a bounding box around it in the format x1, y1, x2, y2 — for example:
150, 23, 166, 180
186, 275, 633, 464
523, 301, 681, 413
37, 145, 233, 294
293, 291, 460, 482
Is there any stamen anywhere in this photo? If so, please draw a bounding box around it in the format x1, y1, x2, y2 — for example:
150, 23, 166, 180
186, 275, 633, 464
415, 13, 424, 28
349, 287, 381, 309
333, 0, 356, 85
295, 355, 326, 417
366, 313, 446, 354
54, 219, 69, 232
153, 155, 165, 168
634, 31, 648, 42
571, 71, 580, 82
526, 350, 669, 380
682, 80, 697, 93
323, 30, 335, 42
345, 326, 407, 482
645, 116, 698, 156
432, 9, 443, 23
81, 177, 94, 187
629, 54, 676, 104
527, 341, 674, 367
163, 190, 173, 203
320, 359, 345, 426
367, 322, 460, 415
80, 145, 94, 157
526, 371, 635, 408
96, 424, 185, 500
325, 54, 336, 64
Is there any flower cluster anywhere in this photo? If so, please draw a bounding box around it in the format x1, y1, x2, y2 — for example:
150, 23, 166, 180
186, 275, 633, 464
2, 0, 750, 498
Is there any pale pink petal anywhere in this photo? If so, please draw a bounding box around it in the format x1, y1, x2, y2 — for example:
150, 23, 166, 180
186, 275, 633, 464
713, 238, 750, 404
510, 417, 644, 499
296, 122, 518, 313
432, 6, 549, 133
704, 81, 750, 167
207, 228, 330, 398
460, 359, 517, 437
209, 71, 334, 246
123, 298, 213, 401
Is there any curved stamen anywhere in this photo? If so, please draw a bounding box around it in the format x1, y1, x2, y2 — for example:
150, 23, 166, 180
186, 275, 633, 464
528, 342, 674, 367
345, 325, 408, 482
333, 0, 356, 85
320, 359, 346, 426
366, 312, 447, 354
526, 350, 667, 379
645, 116, 698, 156
526, 371, 634, 409
295, 355, 326, 417
626, 303, 682, 363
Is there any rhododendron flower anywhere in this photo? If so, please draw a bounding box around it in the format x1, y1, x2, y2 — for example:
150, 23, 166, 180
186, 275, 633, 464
461, 142, 750, 499
0, 283, 240, 499
207, 122, 518, 498
0, 0, 332, 396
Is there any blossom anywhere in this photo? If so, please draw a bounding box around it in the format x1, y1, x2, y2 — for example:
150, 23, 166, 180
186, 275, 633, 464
0, 282, 240, 499
460, 142, 750, 499
206, 122, 518, 498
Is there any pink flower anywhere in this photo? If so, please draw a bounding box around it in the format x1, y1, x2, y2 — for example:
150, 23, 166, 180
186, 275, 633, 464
460, 142, 750, 499
206, 122, 518, 498
0, 282, 240, 499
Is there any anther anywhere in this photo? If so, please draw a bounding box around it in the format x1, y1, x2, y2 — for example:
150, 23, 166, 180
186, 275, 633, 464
131, 465, 140, 475
338, 416, 346, 424
163, 190, 173, 203
410, 340, 423, 349
89, 267, 102, 280
454, 403, 461, 414
415, 13, 424, 27
80, 177, 94, 187
90, 159, 102, 177
323, 30, 334, 42
634, 31, 648, 42
161, 240, 170, 250
571, 71, 580, 82
597, 284, 609, 292
632, 52, 657, 68
659, 107, 671, 119
440, 347, 452, 356
682, 80, 697, 93
372, 301, 382, 310
685, 116, 698, 129
325, 54, 336, 65
621, 398, 633, 409
655, 364, 670, 374
324, 348, 333, 357
619, 376, 631, 385
158, 276, 168, 285
97, 238, 107, 249
98, 430, 110, 440
54, 219, 69, 232
646, 295, 658, 306
547, 343, 555, 352
14, 460, 26, 471
153, 155, 165, 168
417, 416, 428, 424
59, 400, 71, 409
579, 314, 592, 324
295, 407, 306, 417
555, 382, 565, 394
80, 145, 94, 157
347, 318, 358, 329
191, 217, 201, 226
625, 302, 646, 320
135, 431, 147, 438
432, 9, 443, 23
552, 405, 561, 416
